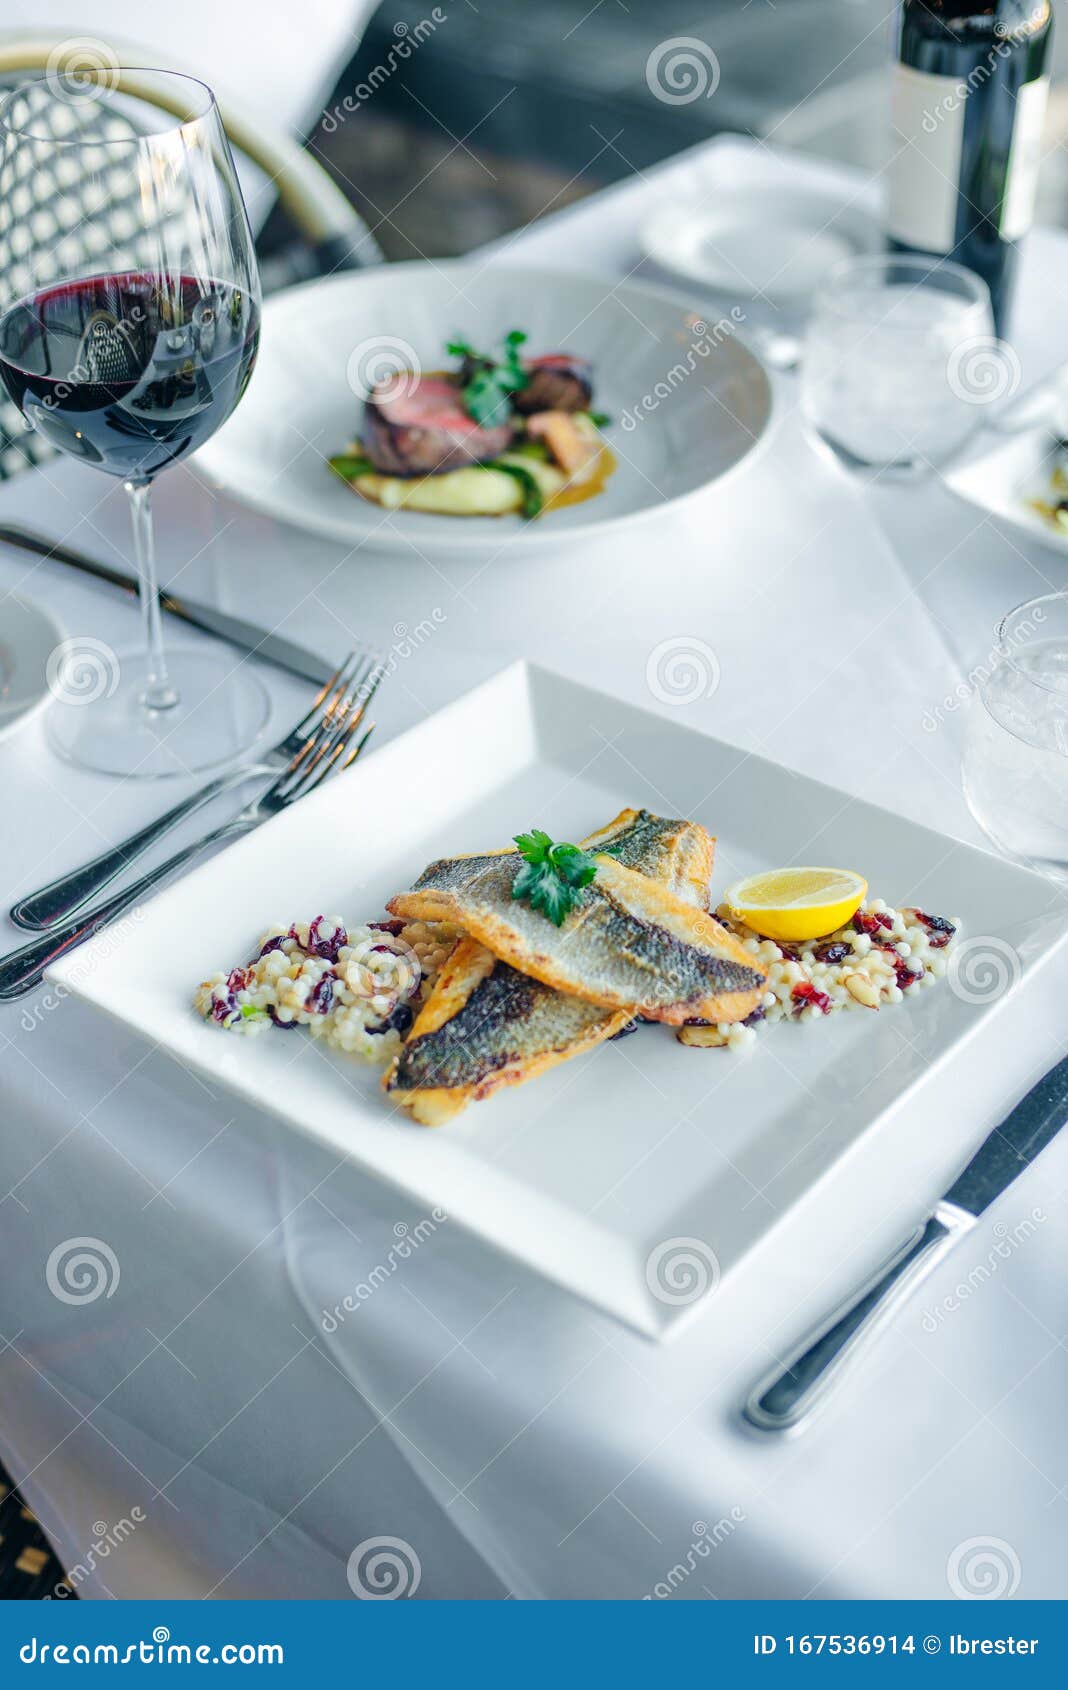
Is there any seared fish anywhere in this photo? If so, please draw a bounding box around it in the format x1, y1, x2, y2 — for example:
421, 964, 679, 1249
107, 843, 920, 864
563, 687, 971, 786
387, 821, 766, 1026
386, 809, 715, 1125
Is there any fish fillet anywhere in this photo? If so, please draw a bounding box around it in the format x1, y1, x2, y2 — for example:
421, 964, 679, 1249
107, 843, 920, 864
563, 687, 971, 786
387, 820, 765, 1026
385, 810, 711, 1125
385, 810, 759, 1124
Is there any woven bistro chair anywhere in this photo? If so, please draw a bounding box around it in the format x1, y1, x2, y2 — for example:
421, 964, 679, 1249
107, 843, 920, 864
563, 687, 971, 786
0, 35, 382, 481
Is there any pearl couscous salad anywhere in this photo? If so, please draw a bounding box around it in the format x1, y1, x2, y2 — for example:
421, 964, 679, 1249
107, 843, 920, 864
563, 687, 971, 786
194, 916, 457, 1065
675, 899, 960, 1052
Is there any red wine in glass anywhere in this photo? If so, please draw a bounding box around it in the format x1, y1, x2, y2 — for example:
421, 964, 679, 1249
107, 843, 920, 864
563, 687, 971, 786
0, 272, 259, 480
0, 68, 264, 778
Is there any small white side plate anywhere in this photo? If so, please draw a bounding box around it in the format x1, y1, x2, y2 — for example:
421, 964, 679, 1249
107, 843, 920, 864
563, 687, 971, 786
0, 594, 62, 743
47, 662, 1068, 1338
640, 190, 881, 304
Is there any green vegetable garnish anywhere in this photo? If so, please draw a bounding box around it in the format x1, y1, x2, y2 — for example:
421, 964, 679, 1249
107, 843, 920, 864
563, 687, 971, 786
328, 452, 374, 481
492, 461, 543, 519
448, 329, 530, 428
511, 829, 599, 925
240, 1004, 269, 1021
509, 438, 552, 462
587, 410, 611, 429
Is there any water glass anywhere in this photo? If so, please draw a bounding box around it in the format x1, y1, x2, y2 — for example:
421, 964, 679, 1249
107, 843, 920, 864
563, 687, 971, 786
801, 254, 996, 477
962, 592, 1068, 880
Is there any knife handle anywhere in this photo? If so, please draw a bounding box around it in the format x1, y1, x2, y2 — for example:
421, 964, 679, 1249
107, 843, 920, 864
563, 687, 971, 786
743, 1201, 976, 1435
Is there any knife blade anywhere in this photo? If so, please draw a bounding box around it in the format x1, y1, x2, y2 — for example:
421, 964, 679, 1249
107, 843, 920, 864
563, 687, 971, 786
0, 522, 335, 687
743, 1053, 1068, 1435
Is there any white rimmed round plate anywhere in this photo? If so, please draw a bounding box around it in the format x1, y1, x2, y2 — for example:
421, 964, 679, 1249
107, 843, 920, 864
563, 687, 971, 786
640, 189, 881, 305
0, 594, 63, 743
195, 262, 774, 553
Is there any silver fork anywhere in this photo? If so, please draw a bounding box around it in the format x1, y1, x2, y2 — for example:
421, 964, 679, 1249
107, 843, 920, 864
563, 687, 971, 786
11, 649, 383, 931
0, 700, 376, 1000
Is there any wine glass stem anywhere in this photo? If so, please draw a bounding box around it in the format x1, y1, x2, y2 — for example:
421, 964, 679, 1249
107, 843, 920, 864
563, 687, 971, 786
125, 479, 178, 712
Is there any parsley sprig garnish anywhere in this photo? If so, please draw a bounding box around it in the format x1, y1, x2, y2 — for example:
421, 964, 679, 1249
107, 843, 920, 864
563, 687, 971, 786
448, 329, 530, 428
511, 829, 600, 925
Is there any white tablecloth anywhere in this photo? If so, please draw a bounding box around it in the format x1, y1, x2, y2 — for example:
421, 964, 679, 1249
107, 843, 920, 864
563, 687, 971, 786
1, 137, 1066, 1601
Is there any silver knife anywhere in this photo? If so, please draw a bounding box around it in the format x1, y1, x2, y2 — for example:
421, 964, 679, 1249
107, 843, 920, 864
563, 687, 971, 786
0, 522, 334, 686
744, 1053, 1068, 1435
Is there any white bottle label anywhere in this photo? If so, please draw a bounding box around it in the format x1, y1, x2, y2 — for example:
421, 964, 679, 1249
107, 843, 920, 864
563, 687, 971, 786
887, 61, 1049, 253
887, 63, 966, 252
1001, 74, 1049, 240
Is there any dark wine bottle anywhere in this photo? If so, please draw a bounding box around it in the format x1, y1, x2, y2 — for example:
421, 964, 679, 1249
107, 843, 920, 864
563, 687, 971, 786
887, 1, 1053, 333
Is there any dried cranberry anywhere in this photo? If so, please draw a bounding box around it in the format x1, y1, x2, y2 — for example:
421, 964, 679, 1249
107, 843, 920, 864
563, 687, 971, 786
777, 944, 801, 962
307, 916, 347, 962
792, 981, 831, 1016
369, 919, 404, 936
912, 910, 956, 949
226, 966, 249, 994
853, 910, 892, 937
742, 1003, 766, 1027
814, 941, 850, 964
609, 1018, 640, 1040
306, 972, 336, 1015
268, 1006, 299, 1030
388, 1002, 414, 1036
879, 946, 922, 991
256, 934, 287, 961
211, 994, 237, 1026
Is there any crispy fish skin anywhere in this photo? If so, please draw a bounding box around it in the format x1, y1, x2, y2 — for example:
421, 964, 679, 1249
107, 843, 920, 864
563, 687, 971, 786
387, 808, 714, 923
386, 810, 711, 1124
386, 938, 629, 1125
387, 830, 765, 1026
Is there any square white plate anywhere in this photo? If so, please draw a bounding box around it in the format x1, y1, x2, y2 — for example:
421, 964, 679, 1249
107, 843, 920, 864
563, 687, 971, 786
48, 662, 1068, 1338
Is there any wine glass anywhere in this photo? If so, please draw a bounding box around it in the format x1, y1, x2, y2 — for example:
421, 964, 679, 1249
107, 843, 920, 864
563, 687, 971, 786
0, 68, 265, 778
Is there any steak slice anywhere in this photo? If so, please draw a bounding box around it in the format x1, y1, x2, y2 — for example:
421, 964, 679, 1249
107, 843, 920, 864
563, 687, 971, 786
361, 373, 514, 476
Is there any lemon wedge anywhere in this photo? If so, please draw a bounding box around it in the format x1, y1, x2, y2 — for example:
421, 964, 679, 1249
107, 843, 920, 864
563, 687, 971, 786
723, 867, 868, 943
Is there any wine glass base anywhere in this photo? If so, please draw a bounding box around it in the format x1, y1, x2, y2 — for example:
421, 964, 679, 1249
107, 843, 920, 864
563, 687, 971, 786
46, 650, 270, 779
